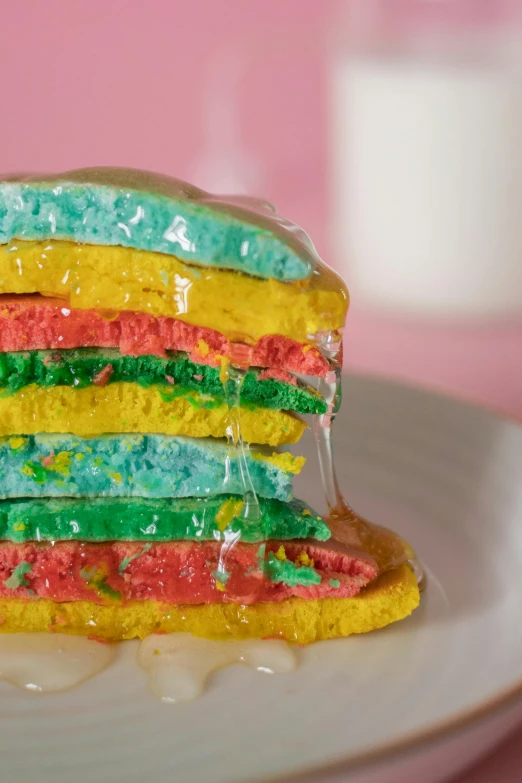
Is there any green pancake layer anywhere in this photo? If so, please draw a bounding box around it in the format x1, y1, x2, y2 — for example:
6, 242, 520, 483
0, 495, 330, 544
0, 349, 326, 414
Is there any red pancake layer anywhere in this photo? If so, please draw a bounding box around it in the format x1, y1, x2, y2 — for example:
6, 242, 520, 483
0, 296, 330, 377
0, 540, 377, 605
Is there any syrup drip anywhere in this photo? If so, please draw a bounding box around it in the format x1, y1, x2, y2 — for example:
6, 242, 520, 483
218, 364, 261, 581
223, 364, 260, 527
313, 331, 423, 582
0, 633, 114, 693
138, 633, 296, 703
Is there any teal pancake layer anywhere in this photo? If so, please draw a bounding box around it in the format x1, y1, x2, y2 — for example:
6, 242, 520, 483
0, 434, 300, 501
0, 168, 316, 280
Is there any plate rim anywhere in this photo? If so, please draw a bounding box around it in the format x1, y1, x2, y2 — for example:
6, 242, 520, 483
252, 374, 522, 783
262, 676, 522, 783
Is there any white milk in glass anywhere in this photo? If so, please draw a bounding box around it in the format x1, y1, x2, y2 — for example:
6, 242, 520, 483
331, 50, 522, 317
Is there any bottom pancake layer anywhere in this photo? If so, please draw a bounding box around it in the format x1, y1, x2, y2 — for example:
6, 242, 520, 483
0, 565, 419, 643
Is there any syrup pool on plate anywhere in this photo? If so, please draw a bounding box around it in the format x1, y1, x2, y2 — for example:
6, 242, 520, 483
138, 633, 297, 703
0, 633, 115, 692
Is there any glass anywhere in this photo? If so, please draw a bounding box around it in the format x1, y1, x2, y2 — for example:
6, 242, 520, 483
330, 0, 522, 318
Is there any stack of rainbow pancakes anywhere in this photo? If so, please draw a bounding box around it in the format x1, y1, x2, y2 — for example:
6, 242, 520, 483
0, 168, 419, 643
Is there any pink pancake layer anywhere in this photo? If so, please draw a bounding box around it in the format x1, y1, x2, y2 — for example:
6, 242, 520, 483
0, 295, 330, 377
0, 540, 378, 605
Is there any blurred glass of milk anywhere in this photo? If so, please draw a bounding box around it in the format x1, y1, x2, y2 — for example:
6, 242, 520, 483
330, 0, 522, 317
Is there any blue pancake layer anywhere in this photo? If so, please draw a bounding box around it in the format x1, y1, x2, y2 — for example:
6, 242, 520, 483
0, 168, 316, 281
0, 434, 297, 501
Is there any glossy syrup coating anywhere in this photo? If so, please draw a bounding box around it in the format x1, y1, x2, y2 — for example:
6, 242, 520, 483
0, 167, 339, 281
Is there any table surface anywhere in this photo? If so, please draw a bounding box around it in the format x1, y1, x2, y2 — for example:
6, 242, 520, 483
344, 308, 522, 782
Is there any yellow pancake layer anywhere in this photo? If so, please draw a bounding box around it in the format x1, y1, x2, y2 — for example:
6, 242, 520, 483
0, 240, 348, 344
0, 383, 305, 446
0, 566, 419, 643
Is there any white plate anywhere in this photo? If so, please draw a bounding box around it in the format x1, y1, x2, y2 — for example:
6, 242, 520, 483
1, 375, 522, 783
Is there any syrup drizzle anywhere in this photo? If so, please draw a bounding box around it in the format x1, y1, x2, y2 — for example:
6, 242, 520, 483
223, 365, 261, 528
313, 331, 424, 584
138, 633, 296, 703
218, 364, 261, 581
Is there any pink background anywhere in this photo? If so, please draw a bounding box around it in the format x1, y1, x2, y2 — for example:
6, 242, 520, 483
2, 0, 521, 421
1, 1, 522, 779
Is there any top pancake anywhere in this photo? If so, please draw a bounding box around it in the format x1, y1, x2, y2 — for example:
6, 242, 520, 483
0, 167, 326, 281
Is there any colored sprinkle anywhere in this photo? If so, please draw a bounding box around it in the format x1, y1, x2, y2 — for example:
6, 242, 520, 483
20, 461, 47, 484
97, 577, 122, 602
4, 561, 32, 590
80, 565, 121, 602
329, 579, 341, 589
274, 545, 287, 562
212, 567, 231, 593
295, 551, 315, 568
8, 437, 26, 451
118, 544, 152, 575
196, 339, 210, 358
158, 388, 179, 403
51, 451, 73, 476
92, 363, 114, 387
253, 451, 305, 475
215, 498, 244, 532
